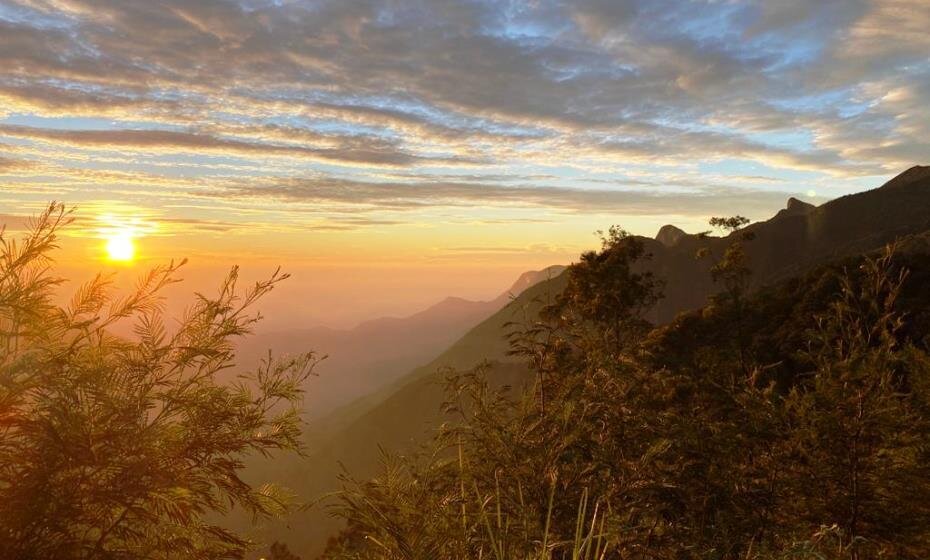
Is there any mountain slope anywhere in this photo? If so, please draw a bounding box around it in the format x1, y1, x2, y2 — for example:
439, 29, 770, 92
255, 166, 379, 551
237, 265, 565, 419
264, 167, 930, 558
241, 271, 569, 556
643, 165, 930, 323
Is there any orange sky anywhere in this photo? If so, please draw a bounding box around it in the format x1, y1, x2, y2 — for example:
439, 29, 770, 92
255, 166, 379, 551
43, 204, 709, 329
2, 0, 924, 328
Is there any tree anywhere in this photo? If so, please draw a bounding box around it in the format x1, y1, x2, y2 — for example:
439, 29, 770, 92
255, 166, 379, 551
506, 226, 663, 413
0, 203, 317, 559
547, 226, 663, 357
778, 246, 930, 558
698, 215, 756, 376
704, 215, 755, 307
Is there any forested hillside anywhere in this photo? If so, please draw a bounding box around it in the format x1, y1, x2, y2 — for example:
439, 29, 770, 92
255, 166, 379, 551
263, 167, 930, 557
322, 222, 930, 560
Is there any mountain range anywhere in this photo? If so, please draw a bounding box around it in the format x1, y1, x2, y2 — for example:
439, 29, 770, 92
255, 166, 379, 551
236, 266, 566, 421
245, 166, 930, 558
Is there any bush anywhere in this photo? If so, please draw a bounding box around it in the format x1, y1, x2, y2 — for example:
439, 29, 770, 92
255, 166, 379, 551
0, 203, 317, 559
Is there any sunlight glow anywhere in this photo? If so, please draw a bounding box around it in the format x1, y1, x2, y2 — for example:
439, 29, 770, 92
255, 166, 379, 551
105, 232, 135, 261
95, 207, 154, 263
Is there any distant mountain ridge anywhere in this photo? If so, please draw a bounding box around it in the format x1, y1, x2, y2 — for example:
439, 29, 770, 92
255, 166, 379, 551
502, 265, 567, 298
237, 264, 565, 419
252, 166, 930, 558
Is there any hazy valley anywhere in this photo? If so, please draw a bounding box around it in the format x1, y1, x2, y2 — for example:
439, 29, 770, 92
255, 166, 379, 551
3, 1, 930, 558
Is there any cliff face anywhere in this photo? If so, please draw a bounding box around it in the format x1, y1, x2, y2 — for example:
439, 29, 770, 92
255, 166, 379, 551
778, 197, 816, 218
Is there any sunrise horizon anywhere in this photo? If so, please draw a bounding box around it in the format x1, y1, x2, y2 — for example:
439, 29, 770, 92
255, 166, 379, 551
2, 180, 897, 331
2, 2, 930, 559
4, 1, 926, 329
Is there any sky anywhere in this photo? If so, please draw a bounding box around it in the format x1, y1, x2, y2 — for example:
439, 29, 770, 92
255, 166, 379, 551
1, 0, 928, 328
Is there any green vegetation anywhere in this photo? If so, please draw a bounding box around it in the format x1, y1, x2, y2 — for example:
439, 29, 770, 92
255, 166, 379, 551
0, 204, 316, 558
321, 223, 930, 559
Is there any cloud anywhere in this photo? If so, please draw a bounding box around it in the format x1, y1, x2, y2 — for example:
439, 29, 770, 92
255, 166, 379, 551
222, 175, 803, 219
0, 156, 34, 172
0, 124, 482, 167
0, 0, 927, 225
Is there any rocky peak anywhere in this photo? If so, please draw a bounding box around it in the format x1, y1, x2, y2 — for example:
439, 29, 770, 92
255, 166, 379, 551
656, 224, 687, 247
785, 197, 815, 214
771, 196, 816, 221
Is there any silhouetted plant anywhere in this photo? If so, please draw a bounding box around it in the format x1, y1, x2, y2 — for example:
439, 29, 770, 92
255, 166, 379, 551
777, 246, 930, 558
698, 215, 757, 376
0, 203, 318, 559
550, 226, 663, 356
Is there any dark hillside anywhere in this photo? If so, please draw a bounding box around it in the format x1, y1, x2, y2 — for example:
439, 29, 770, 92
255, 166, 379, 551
647, 231, 930, 388
264, 167, 930, 557
644, 165, 930, 323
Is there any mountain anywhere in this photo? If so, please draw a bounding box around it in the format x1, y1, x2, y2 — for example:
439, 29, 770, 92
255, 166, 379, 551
655, 224, 688, 247
255, 167, 930, 558
504, 265, 566, 296
241, 274, 567, 557
236, 265, 565, 419
642, 165, 930, 324
320, 229, 930, 560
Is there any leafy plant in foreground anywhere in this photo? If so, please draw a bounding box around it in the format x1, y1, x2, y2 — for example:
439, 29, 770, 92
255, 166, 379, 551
322, 227, 930, 559
0, 203, 317, 559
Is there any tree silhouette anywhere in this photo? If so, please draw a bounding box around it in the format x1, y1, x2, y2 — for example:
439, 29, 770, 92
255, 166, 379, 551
0, 203, 317, 559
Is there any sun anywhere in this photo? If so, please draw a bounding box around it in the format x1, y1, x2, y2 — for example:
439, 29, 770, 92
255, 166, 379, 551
105, 231, 136, 262
96, 207, 151, 263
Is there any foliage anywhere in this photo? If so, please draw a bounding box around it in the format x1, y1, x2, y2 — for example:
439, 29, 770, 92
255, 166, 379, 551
322, 224, 930, 560
0, 204, 317, 559
776, 248, 930, 558
550, 226, 663, 354
505, 228, 663, 411
697, 215, 757, 374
